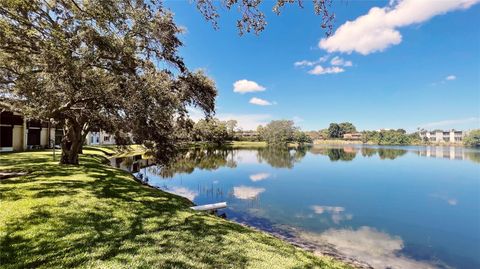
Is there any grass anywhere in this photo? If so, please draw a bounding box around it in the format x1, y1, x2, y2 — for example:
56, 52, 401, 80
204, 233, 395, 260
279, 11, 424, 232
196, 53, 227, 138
0, 149, 351, 269
83, 144, 147, 158
225, 141, 268, 148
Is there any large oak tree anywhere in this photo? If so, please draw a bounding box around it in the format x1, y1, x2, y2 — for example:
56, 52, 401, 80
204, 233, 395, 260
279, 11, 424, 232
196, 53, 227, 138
0, 0, 217, 164
0, 0, 332, 165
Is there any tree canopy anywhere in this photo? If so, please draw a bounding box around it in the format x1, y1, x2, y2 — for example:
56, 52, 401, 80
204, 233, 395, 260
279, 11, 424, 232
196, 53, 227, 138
464, 130, 480, 147
327, 122, 356, 138
362, 130, 421, 145
0, 0, 333, 165
257, 120, 311, 145
0, 0, 216, 164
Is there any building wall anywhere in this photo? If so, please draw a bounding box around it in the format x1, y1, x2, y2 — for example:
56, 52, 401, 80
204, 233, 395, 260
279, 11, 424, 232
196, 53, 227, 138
40, 127, 49, 147
419, 130, 466, 144
12, 125, 24, 151
85, 130, 116, 145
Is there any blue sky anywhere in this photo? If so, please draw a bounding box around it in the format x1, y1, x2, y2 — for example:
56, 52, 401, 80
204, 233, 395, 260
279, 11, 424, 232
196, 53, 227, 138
165, 0, 480, 131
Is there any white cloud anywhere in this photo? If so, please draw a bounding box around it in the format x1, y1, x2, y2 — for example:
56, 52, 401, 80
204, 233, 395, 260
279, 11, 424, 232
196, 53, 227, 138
300, 227, 440, 269
330, 56, 353, 67
308, 65, 345, 75
233, 79, 266, 93
294, 55, 329, 67
216, 113, 271, 130
233, 186, 265, 199
319, 0, 479, 55
445, 75, 456, 80
249, 173, 271, 182
249, 97, 272, 106
419, 117, 480, 129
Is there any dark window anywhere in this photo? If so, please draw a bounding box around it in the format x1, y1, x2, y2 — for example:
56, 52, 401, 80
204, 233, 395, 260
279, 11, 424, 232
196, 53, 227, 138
27, 128, 41, 145
0, 112, 23, 125
0, 126, 13, 147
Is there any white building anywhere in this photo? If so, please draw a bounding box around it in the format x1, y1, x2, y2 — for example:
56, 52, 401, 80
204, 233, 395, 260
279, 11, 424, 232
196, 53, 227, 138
0, 111, 62, 152
419, 130, 466, 143
85, 130, 116, 145
1, 110, 116, 152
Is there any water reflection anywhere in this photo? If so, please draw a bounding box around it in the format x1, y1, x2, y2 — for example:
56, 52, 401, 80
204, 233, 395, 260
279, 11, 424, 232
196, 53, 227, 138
415, 146, 480, 163
429, 193, 458, 206
299, 227, 446, 269
232, 186, 266, 200
128, 145, 479, 268
311, 205, 353, 224
249, 172, 271, 182
115, 146, 479, 177
144, 147, 308, 178
256, 146, 307, 168
310, 146, 408, 161
152, 148, 237, 178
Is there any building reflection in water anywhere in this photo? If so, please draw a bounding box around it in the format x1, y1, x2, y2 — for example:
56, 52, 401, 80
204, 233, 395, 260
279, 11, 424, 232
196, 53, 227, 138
415, 146, 480, 163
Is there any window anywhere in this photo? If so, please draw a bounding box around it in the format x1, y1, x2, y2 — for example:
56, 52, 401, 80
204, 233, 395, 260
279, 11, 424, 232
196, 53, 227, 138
27, 128, 41, 145
0, 126, 13, 147
104, 136, 110, 142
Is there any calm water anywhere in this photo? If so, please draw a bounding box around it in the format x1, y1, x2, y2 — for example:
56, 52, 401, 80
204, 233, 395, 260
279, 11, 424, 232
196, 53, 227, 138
135, 145, 480, 269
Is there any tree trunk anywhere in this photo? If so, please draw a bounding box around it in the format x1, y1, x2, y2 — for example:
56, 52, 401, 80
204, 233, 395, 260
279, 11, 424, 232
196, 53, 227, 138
60, 119, 84, 165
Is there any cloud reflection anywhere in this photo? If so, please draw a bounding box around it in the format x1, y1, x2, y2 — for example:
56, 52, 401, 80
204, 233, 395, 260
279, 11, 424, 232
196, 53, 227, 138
300, 227, 441, 269
430, 194, 458, 206
311, 205, 353, 224
249, 173, 271, 182
233, 186, 265, 200
167, 187, 198, 201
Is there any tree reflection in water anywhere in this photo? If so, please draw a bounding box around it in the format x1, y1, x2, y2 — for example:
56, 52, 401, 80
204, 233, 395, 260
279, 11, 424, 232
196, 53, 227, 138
256, 146, 307, 169
310, 146, 408, 161
148, 148, 237, 178
148, 146, 310, 178
147, 146, 422, 178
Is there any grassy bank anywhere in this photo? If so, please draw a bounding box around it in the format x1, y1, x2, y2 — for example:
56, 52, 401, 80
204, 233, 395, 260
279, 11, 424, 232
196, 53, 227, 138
83, 144, 147, 158
0, 149, 350, 269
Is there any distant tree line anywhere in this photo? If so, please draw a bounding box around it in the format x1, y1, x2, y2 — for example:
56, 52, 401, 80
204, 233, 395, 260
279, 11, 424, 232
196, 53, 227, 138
307, 122, 425, 145
257, 120, 312, 145
187, 119, 238, 144
187, 119, 480, 147
361, 130, 421, 145
306, 122, 357, 140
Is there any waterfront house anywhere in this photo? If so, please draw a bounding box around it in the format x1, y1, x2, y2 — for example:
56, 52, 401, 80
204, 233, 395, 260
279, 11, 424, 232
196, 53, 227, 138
419, 130, 466, 143
343, 132, 362, 140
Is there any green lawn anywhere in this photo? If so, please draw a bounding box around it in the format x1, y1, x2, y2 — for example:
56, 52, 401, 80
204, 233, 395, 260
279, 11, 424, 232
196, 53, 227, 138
83, 144, 147, 158
0, 150, 350, 269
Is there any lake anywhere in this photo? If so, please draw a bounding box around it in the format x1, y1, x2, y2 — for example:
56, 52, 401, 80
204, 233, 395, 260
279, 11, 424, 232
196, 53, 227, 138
134, 145, 480, 269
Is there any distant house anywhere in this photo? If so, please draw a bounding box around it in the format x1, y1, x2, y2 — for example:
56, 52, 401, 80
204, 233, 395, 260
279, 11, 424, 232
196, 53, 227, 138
419, 130, 466, 143
0, 111, 62, 152
343, 132, 362, 140
235, 130, 259, 140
